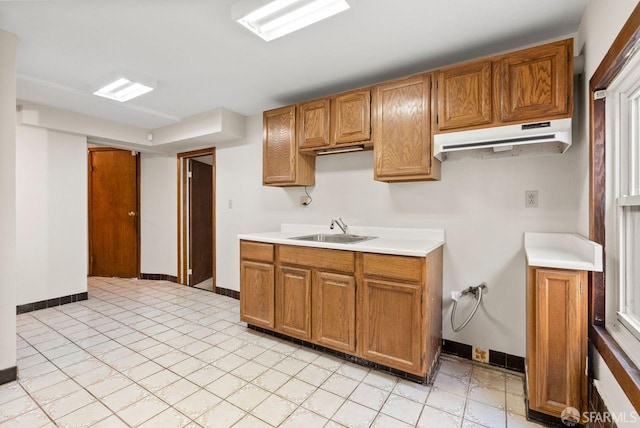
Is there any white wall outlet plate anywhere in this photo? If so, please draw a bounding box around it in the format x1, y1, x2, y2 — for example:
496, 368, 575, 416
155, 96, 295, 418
472, 346, 490, 363
525, 190, 538, 208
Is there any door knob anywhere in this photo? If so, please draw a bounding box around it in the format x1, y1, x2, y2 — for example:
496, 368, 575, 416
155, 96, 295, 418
128, 211, 136, 217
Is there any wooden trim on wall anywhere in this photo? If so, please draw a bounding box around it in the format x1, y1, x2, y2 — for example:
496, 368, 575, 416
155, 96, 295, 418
176, 147, 216, 288
590, 96, 606, 328
588, 2, 640, 412
590, 2, 640, 91
591, 326, 640, 410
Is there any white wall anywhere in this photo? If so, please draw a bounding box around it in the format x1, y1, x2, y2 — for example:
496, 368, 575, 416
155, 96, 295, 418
140, 153, 178, 277
576, 0, 640, 420
15, 125, 87, 305
216, 114, 580, 357
0, 29, 17, 373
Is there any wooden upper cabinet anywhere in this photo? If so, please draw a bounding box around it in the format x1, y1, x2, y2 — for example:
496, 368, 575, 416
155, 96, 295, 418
499, 40, 572, 123
298, 99, 330, 149
332, 89, 371, 145
437, 60, 492, 131
374, 74, 433, 182
263, 105, 315, 187
527, 267, 587, 420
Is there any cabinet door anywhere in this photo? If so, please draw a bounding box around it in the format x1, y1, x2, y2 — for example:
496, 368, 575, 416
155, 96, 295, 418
240, 261, 274, 329
332, 89, 371, 144
263, 106, 315, 186
500, 40, 572, 123
437, 60, 492, 131
361, 278, 423, 375
313, 271, 356, 353
298, 99, 330, 149
528, 268, 586, 418
276, 265, 312, 340
374, 74, 431, 181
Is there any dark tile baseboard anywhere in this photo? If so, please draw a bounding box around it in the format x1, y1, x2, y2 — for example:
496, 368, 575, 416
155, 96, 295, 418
140, 273, 178, 283
442, 339, 525, 373
0, 366, 17, 386
248, 324, 439, 385
16, 292, 88, 315
215, 287, 239, 300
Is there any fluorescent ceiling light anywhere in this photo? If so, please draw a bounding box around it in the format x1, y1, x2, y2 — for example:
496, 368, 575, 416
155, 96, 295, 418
93, 77, 154, 102
236, 0, 350, 41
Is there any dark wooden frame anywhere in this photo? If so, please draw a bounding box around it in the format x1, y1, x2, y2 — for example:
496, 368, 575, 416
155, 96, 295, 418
176, 148, 216, 287
589, 2, 640, 411
87, 147, 141, 278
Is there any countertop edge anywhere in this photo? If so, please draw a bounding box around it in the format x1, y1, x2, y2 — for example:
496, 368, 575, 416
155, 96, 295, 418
238, 234, 444, 257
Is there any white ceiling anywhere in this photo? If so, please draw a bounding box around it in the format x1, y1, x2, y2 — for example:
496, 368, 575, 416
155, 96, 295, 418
1, 0, 588, 129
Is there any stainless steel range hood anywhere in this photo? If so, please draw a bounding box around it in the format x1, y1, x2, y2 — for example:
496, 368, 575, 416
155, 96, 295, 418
433, 118, 572, 160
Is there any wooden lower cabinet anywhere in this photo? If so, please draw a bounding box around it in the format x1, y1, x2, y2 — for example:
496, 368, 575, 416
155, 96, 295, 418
361, 278, 423, 374
239, 260, 274, 329
276, 265, 312, 340
312, 271, 356, 353
239, 241, 443, 379
526, 266, 587, 422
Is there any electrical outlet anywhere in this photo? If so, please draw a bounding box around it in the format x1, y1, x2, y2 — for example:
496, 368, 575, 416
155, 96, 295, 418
472, 346, 490, 363
525, 190, 538, 208
228, 199, 233, 209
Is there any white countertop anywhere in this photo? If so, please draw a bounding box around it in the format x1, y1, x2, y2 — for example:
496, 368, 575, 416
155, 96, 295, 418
238, 224, 445, 257
524, 232, 603, 272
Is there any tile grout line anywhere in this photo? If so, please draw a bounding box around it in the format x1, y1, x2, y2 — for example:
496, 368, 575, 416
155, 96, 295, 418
9, 278, 539, 428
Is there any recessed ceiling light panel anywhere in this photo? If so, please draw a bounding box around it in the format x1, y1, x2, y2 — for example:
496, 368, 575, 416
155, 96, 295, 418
234, 0, 350, 41
93, 76, 155, 102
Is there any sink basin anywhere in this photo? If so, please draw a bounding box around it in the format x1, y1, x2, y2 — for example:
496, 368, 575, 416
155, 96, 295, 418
291, 233, 376, 244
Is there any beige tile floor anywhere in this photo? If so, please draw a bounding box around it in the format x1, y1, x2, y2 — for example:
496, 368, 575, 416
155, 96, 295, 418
0, 277, 550, 427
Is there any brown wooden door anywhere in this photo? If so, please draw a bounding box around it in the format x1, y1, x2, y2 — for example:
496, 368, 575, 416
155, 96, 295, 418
527, 267, 587, 418
298, 99, 330, 149
374, 74, 431, 181
437, 60, 492, 131
332, 89, 371, 144
361, 277, 423, 375
263, 106, 297, 185
499, 40, 572, 123
312, 271, 356, 353
240, 260, 275, 328
189, 159, 213, 285
89, 148, 139, 278
276, 265, 312, 340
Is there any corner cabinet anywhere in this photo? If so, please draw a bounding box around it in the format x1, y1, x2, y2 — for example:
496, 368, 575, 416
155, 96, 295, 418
526, 266, 587, 422
373, 73, 440, 182
239, 241, 443, 381
263, 106, 315, 186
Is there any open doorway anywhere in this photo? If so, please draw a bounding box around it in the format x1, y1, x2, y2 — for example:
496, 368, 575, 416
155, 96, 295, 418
177, 148, 216, 291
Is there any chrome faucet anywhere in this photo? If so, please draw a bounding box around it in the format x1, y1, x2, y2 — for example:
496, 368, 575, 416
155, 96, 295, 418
330, 218, 349, 234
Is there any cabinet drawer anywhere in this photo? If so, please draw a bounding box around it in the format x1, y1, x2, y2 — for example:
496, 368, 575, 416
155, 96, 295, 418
240, 241, 274, 263
363, 253, 423, 283
279, 245, 354, 273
